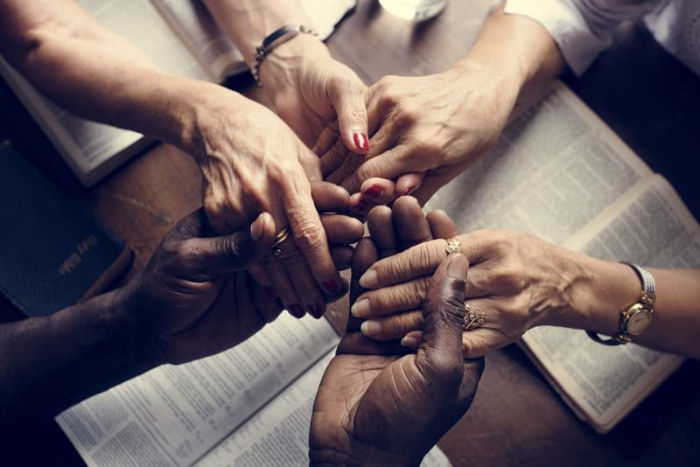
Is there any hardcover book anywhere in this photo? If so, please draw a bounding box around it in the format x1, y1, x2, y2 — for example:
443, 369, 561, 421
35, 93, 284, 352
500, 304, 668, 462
0, 141, 132, 317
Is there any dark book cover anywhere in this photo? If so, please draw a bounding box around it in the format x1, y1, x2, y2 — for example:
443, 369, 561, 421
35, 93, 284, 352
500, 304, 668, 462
0, 141, 132, 317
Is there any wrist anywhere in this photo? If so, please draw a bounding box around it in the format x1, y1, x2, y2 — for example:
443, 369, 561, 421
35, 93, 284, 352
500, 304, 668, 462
258, 33, 328, 99
154, 78, 254, 161
111, 280, 166, 368
551, 253, 641, 335
448, 58, 521, 117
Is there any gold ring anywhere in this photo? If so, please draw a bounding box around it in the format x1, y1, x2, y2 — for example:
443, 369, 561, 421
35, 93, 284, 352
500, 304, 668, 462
270, 227, 291, 257
445, 238, 462, 255
463, 303, 484, 331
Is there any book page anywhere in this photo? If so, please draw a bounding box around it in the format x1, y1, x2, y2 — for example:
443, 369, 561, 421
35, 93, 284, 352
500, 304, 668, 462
425, 82, 653, 245
150, 0, 357, 80
56, 314, 339, 467
522, 175, 699, 432
197, 351, 451, 467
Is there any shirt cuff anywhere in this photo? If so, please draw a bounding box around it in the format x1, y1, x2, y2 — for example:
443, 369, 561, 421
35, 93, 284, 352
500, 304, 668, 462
504, 0, 612, 76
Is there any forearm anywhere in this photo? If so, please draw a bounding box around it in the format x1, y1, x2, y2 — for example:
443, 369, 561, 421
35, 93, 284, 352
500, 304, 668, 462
451, 1, 566, 110
204, 0, 333, 96
0, 286, 158, 424
0, 0, 250, 157
550, 251, 700, 359
203, 0, 309, 66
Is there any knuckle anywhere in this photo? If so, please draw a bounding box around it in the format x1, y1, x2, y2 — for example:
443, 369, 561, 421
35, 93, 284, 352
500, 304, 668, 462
413, 277, 431, 303
203, 191, 227, 219
353, 163, 377, 183
395, 102, 419, 125
292, 223, 326, 253
421, 242, 444, 273
388, 312, 423, 337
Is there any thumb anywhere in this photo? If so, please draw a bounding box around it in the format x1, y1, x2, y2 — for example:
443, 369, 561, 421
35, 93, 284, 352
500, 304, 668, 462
183, 212, 277, 274
415, 252, 469, 376
328, 75, 369, 155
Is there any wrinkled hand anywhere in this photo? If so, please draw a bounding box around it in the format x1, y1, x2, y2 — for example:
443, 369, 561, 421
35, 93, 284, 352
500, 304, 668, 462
125, 209, 279, 365
310, 198, 483, 466
259, 34, 369, 156
188, 84, 356, 316
321, 60, 518, 213
355, 227, 578, 358
125, 183, 362, 364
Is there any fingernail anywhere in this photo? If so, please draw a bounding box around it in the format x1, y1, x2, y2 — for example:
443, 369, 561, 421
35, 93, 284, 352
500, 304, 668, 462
250, 216, 264, 241
322, 280, 339, 294
401, 335, 419, 349
288, 304, 304, 318
307, 303, 324, 319
353, 200, 368, 212
264, 287, 278, 297
351, 299, 371, 318
402, 186, 415, 196
446, 254, 468, 279
359, 270, 378, 288
364, 185, 383, 199
353, 132, 369, 152
361, 320, 382, 336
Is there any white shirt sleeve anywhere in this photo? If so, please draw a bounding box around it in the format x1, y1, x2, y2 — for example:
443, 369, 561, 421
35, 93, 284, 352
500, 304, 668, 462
504, 0, 667, 75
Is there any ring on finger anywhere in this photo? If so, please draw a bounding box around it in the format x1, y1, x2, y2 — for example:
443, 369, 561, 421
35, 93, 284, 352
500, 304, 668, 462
270, 227, 291, 257
463, 303, 485, 331
445, 237, 462, 255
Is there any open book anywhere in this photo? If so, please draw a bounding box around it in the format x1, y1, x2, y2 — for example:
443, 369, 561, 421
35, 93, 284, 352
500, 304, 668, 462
425, 81, 700, 434
57, 313, 450, 466
0, 0, 356, 186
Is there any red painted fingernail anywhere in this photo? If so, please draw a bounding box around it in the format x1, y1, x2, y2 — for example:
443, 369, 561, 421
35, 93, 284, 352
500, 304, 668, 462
365, 185, 382, 199
307, 303, 324, 319
353, 200, 368, 212
288, 304, 304, 318
353, 132, 369, 152
323, 280, 339, 294
265, 287, 278, 297
402, 186, 415, 196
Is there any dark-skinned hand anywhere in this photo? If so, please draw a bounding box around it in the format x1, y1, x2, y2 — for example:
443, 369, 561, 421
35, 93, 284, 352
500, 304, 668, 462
310, 197, 484, 466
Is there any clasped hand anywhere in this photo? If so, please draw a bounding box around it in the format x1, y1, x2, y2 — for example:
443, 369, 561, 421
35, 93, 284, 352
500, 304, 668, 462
124, 182, 362, 365
185, 36, 369, 319
310, 197, 484, 466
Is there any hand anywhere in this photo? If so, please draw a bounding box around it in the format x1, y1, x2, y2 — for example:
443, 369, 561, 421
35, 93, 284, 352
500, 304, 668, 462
321, 60, 519, 213
125, 209, 279, 365
125, 183, 363, 364
310, 210, 483, 466
355, 227, 583, 358
185, 84, 354, 316
258, 34, 369, 155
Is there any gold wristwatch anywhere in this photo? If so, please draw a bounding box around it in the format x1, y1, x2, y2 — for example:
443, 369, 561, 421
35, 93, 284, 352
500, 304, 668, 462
587, 263, 656, 345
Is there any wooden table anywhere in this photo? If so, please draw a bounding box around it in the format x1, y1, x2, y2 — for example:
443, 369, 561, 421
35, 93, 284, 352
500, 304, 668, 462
2, 1, 699, 465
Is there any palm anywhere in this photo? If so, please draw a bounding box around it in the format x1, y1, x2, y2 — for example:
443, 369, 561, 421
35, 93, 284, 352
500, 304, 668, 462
311, 354, 396, 454
310, 198, 484, 465
154, 273, 275, 364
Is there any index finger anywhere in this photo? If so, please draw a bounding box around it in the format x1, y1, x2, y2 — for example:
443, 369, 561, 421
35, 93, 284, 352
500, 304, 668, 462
281, 175, 343, 296
358, 239, 447, 290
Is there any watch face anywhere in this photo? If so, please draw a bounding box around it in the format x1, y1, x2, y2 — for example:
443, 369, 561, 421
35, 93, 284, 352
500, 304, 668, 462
627, 309, 652, 336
